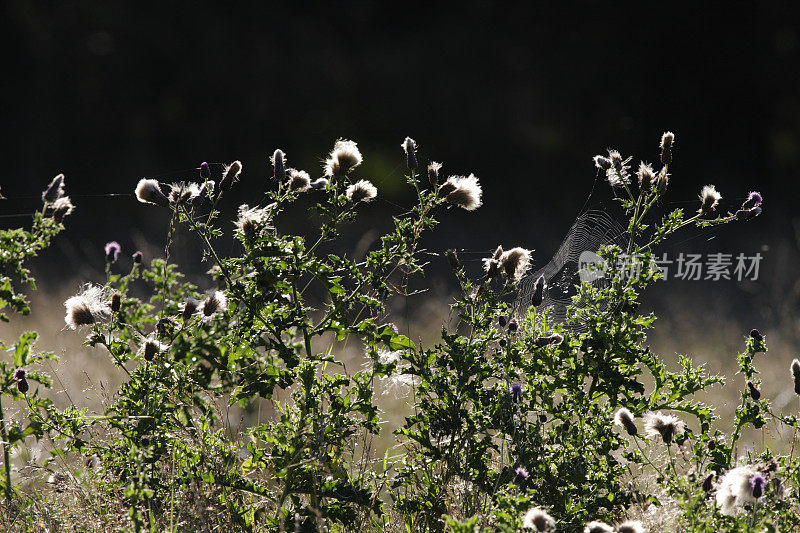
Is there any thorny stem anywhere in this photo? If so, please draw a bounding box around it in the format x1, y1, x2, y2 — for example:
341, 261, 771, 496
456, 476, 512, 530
0, 395, 12, 501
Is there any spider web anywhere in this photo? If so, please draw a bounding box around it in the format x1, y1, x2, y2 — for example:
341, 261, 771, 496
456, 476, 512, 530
516, 209, 628, 330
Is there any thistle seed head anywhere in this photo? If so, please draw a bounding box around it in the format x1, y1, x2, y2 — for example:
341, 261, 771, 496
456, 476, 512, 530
521, 508, 555, 532
698, 184, 721, 214
135, 179, 170, 207
324, 139, 363, 178
168, 181, 201, 206
636, 162, 655, 193
346, 179, 378, 203
583, 521, 613, 533
52, 196, 75, 221
139, 334, 167, 362
616, 521, 644, 533
64, 284, 111, 329
498, 247, 532, 282
181, 297, 201, 321
614, 407, 638, 436
287, 169, 311, 192
310, 177, 329, 190
441, 174, 482, 210
235, 204, 273, 237
201, 291, 228, 318
644, 411, 685, 444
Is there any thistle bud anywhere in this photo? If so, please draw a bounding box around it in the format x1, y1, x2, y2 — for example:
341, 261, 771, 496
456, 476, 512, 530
42, 174, 66, 203
428, 162, 442, 186
660, 131, 674, 166
17, 379, 29, 394
531, 275, 546, 307
104, 241, 121, 263
132, 251, 143, 264
741, 191, 763, 210
401, 137, 418, 169
200, 162, 211, 180
219, 160, 242, 193
791, 359, 800, 395
508, 318, 518, 333
593, 155, 612, 171
110, 291, 122, 313
498, 315, 507, 328
748, 381, 761, 401
181, 298, 200, 321
271, 150, 286, 181
702, 473, 714, 492
445, 248, 460, 270
509, 383, 523, 404
750, 329, 763, 342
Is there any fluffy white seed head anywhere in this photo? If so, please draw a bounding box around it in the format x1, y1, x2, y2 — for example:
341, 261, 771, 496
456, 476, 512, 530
235, 204, 273, 237
287, 169, 311, 192
64, 284, 111, 329
135, 179, 170, 207
499, 247, 531, 282
699, 184, 722, 213
521, 507, 555, 532
442, 174, 482, 211
200, 291, 228, 319
615, 521, 644, 533
715, 465, 759, 516
614, 407, 638, 436
168, 182, 201, 206
346, 179, 378, 203
52, 196, 75, 220
643, 411, 685, 444
324, 139, 363, 177
583, 521, 614, 533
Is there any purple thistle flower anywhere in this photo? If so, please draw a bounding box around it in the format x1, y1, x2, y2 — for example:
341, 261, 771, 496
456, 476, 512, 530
750, 474, 766, 498
13, 368, 26, 381
742, 191, 763, 210
200, 162, 211, 180
514, 466, 529, 483
104, 241, 121, 263
510, 383, 523, 404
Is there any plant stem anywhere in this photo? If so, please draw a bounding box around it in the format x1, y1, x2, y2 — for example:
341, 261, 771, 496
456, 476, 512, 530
0, 395, 12, 501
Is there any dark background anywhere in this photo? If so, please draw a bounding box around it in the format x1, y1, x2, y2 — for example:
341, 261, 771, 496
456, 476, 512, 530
3, 2, 800, 350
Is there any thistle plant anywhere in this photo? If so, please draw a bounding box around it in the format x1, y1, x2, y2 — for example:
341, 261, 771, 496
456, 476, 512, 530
4, 132, 800, 532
